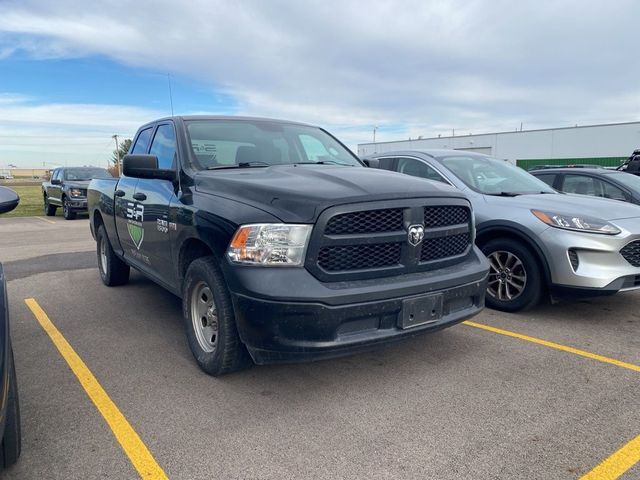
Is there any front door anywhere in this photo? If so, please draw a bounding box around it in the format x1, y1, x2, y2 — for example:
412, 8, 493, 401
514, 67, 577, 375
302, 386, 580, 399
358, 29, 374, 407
133, 123, 178, 285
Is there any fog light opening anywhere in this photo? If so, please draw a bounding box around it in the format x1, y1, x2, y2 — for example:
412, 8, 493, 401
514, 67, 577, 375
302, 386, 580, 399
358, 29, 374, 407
568, 249, 579, 272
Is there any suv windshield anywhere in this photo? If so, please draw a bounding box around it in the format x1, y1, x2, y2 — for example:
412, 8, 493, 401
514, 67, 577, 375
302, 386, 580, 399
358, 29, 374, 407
185, 120, 361, 170
438, 155, 556, 195
64, 168, 111, 181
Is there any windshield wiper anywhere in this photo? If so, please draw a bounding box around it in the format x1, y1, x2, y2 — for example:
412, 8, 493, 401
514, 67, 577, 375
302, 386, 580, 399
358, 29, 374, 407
294, 160, 347, 165
207, 162, 270, 170
485, 191, 522, 197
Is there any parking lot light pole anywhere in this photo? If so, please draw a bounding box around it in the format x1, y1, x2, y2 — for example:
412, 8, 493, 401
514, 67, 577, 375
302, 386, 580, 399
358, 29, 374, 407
112, 134, 121, 176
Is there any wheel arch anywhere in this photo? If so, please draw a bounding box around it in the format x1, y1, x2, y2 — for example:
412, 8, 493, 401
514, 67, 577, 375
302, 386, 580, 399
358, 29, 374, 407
178, 237, 217, 283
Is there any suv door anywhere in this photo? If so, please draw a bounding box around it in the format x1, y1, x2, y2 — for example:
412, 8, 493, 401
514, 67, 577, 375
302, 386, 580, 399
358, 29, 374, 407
132, 123, 178, 284
115, 126, 153, 262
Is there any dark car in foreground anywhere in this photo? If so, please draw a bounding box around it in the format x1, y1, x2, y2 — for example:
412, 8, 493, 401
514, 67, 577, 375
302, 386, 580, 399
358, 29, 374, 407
88, 116, 489, 376
531, 167, 640, 205
0, 186, 21, 467
42, 167, 112, 219
366, 150, 640, 312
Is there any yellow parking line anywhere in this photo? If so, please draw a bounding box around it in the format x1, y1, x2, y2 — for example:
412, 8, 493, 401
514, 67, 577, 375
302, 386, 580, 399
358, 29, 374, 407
580, 434, 640, 480
24, 298, 168, 480
463, 320, 640, 373
34, 216, 55, 224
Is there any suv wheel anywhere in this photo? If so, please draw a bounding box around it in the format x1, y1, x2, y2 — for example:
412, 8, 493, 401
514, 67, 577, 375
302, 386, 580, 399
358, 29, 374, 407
44, 196, 57, 216
183, 257, 250, 376
96, 225, 130, 286
62, 198, 76, 220
481, 238, 543, 312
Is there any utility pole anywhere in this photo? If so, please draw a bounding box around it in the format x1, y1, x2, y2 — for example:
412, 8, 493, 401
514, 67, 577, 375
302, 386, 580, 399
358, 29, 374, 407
112, 134, 121, 176
373, 125, 378, 143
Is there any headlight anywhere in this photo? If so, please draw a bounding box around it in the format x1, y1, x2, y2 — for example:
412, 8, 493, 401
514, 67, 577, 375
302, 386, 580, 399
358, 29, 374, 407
227, 224, 312, 266
531, 210, 620, 235
69, 188, 83, 197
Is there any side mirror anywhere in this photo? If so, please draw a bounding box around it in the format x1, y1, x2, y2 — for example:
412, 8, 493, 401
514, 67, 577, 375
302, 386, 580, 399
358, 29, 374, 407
0, 186, 20, 214
123, 154, 175, 182
362, 158, 380, 168
51, 178, 61, 185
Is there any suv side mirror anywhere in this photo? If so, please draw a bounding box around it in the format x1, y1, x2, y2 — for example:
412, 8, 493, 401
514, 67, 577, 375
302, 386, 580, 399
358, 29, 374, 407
123, 154, 176, 182
51, 178, 61, 185
0, 186, 20, 214
362, 158, 380, 168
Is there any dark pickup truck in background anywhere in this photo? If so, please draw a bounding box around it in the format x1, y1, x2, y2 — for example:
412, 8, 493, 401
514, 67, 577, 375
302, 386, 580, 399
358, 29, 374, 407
88, 116, 489, 376
42, 166, 112, 219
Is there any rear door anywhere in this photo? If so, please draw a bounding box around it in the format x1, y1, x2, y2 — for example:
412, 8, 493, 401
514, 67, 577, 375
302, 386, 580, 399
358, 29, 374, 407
115, 126, 153, 262
132, 122, 178, 284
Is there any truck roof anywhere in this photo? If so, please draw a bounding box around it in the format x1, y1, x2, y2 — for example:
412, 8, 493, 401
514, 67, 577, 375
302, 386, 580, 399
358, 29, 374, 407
144, 115, 316, 129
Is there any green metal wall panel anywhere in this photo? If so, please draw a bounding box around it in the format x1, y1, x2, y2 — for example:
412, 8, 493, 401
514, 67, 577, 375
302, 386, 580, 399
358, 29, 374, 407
516, 157, 626, 170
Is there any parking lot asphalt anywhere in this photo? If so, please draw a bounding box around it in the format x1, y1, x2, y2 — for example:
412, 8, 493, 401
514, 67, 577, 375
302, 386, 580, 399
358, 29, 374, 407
0, 216, 638, 479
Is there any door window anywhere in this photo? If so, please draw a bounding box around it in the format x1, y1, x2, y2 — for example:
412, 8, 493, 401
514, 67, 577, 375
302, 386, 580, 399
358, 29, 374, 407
534, 174, 557, 188
562, 174, 627, 201
131, 127, 153, 154
149, 124, 177, 169
397, 157, 448, 184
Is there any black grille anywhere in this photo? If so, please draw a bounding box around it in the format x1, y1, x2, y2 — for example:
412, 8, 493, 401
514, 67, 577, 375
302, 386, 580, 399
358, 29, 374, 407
620, 241, 640, 267
421, 233, 470, 262
325, 209, 403, 235
318, 243, 401, 271
423, 206, 469, 228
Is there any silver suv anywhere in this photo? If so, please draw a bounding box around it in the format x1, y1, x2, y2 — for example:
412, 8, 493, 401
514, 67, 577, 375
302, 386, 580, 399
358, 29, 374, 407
366, 149, 640, 311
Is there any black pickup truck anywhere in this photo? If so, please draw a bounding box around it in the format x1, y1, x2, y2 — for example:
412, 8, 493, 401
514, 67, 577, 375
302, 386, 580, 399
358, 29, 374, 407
42, 166, 112, 219
88, 116, 489, 375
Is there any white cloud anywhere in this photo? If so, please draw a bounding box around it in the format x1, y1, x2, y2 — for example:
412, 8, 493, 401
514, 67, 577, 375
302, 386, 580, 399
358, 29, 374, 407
0, 0, 638, 162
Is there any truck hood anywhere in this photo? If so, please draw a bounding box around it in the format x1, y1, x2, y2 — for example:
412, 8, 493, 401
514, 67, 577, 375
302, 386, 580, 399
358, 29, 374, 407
484, 192, 640, 221
194, 165, 465, 222
64, 180, 91, 189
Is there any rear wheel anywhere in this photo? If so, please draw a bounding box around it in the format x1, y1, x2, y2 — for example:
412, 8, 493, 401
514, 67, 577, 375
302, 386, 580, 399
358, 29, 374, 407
43, 196, 57, 216
481, 238, 543, 312
1, 345, 21, 468
97, 225, 130, 286
62, 197, 76, 220
183, 257, 250, 376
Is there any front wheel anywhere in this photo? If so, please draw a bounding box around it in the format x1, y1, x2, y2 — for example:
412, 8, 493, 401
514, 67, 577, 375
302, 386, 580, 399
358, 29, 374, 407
97, 225, 130, 286
62, 198, 76, 220
182, 257, 250, 376
481, 238, 543, 312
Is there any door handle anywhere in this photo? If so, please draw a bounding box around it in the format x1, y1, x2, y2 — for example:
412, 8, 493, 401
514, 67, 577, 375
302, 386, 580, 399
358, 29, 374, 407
114, 190, 125, 197
133, 192, 147, 201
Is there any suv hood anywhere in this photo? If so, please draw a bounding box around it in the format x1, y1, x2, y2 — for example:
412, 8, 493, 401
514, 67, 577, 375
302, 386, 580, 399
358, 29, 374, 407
195, 165, 465, 222
484, 192, 640, 221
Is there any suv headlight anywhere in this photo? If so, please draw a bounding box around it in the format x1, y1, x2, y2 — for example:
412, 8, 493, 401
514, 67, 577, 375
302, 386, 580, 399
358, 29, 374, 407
227, 224, 312, 266
69, 188, 83, 198
531, 210, 620, 235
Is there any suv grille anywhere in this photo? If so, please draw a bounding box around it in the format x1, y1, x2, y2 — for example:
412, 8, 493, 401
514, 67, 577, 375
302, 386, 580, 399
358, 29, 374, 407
325, 208, 403, 235
307, 199, 473, 281
620, 241, 640, 267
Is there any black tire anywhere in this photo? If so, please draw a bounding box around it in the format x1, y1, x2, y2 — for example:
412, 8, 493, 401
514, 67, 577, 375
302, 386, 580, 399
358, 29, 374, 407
97, 225, 130, 286
1, 345, 21, 468
62, 197, 76, 220
43, 196, 57, 216
182, 257, 250, 376
480, 238, 543, 312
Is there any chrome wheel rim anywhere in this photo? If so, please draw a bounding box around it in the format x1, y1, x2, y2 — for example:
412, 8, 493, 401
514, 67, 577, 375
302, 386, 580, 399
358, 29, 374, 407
99, 237, 108, 276
487, 250, 527, 301
190, 281, 218, 353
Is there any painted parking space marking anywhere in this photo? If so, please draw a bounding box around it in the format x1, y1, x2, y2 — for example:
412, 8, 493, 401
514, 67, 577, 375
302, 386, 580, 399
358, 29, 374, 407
464, 320, 640, 478
34, 216, 55, 224
24, 298, 168, 480
580, 434, 640, 480
463, 320, 640, 373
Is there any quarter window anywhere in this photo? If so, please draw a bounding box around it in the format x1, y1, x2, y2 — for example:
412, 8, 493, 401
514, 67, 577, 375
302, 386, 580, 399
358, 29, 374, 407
149, 124, 177, 170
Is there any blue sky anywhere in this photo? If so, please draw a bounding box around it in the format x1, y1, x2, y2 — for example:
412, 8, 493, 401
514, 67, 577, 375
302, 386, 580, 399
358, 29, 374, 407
0, 0, 638, 168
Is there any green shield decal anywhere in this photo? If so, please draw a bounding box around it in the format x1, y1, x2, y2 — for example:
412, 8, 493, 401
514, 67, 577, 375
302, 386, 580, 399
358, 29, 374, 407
128, 223, 144, 250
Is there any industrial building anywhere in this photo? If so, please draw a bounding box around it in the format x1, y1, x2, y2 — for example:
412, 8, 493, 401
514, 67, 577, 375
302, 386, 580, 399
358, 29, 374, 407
358, 121, 640, 170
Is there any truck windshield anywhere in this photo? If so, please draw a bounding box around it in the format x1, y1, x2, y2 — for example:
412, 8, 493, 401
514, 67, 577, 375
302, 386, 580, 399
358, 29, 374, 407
185, 120, 362, 170
64, 168, 112, 181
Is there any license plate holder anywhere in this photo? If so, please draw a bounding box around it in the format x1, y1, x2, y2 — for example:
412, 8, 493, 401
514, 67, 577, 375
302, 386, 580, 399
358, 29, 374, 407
400, 294, 444, 329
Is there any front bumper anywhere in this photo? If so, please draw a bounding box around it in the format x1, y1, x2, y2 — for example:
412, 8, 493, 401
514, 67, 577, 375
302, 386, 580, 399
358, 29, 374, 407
66, 197, 87, 210
541, 217, 640, 294
223, 247, 489, 364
